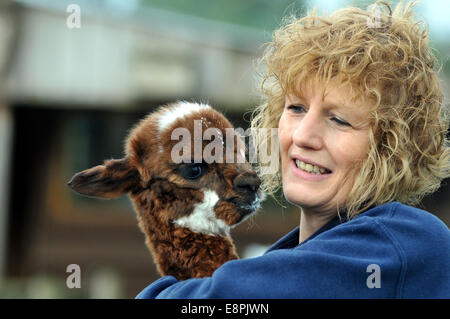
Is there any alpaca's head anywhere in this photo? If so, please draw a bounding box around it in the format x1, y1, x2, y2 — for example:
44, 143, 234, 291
68, 102, 264, 236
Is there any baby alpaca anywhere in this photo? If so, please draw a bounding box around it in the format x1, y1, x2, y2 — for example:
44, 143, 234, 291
68, 102, 263, 280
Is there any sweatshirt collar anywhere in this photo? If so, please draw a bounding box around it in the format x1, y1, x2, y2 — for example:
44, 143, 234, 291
264, 214, 346, 254
264, 203, 379, 254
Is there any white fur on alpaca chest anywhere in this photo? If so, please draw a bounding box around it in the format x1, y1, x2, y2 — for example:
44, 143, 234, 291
173, 189, 230, 237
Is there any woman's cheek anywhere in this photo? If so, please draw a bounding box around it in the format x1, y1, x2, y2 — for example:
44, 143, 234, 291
277, 122, 289, 150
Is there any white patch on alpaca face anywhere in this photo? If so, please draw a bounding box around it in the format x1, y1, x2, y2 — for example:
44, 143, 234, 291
173, 189, 230, 237
158, 102, 211, 135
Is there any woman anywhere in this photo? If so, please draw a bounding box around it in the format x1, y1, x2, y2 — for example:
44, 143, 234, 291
136, 1, 450, 298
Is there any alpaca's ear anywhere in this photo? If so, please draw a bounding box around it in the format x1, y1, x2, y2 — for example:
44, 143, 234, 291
67, 158, 140, 199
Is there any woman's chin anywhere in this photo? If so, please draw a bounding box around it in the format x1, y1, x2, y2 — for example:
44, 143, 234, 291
283, 189, 326, 209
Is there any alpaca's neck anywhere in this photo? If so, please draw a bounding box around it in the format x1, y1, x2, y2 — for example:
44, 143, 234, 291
165, 226, 238, 280
132, 195, 238, 281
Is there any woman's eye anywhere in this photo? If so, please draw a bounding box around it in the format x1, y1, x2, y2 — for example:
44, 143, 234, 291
287, 105, 306, 113
179, 164, 206, 180
332, 117, 351, 127
286, 104, 352, 127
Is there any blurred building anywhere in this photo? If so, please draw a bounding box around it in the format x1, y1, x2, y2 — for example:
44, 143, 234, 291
0, 0, 448, 299
0, 0, 300, 298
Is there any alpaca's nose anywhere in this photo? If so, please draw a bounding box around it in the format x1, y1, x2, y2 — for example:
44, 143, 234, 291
233, 173, 261, 194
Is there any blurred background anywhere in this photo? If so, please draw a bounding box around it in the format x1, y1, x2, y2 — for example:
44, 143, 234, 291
0, 0, 448, 298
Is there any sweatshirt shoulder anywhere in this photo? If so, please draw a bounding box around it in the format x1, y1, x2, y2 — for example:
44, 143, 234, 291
352, 202, 450, 276
362, 202, 450, 240
307, 201, 450, 262
319, 202, 450, 298
366, 202, 450, 298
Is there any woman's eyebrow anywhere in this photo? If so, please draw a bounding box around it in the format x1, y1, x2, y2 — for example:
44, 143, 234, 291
288, 93, 362, 113
286, 93, 307, 104
326, 101, 371, 126
323, 101, 343, 110
323, 98, 358, 113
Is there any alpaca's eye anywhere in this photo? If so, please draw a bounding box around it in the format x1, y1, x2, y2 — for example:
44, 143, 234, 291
179, 163, 206, 180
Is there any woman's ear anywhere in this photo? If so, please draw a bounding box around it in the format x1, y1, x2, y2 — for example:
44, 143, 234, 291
67, 158, 140, 199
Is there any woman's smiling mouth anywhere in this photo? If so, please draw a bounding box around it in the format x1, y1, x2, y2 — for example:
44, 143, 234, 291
290, 155, 333, 181
291, 160, 333, 181
294, 159, 332, 174
291, 155, 332, 174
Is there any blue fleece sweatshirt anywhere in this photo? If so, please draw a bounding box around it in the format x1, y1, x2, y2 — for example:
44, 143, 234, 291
136, 202, 450, 298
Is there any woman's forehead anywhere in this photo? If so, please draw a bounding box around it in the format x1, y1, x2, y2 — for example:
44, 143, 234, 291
287, 79, 368, 108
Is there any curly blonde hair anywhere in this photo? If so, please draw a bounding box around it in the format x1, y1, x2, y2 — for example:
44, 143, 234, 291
251, 1, 450, 218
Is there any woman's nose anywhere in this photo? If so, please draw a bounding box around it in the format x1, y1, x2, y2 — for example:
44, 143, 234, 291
292, 110, 324, 150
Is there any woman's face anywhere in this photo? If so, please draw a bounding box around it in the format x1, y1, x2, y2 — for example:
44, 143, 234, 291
278, 80, 371, 214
